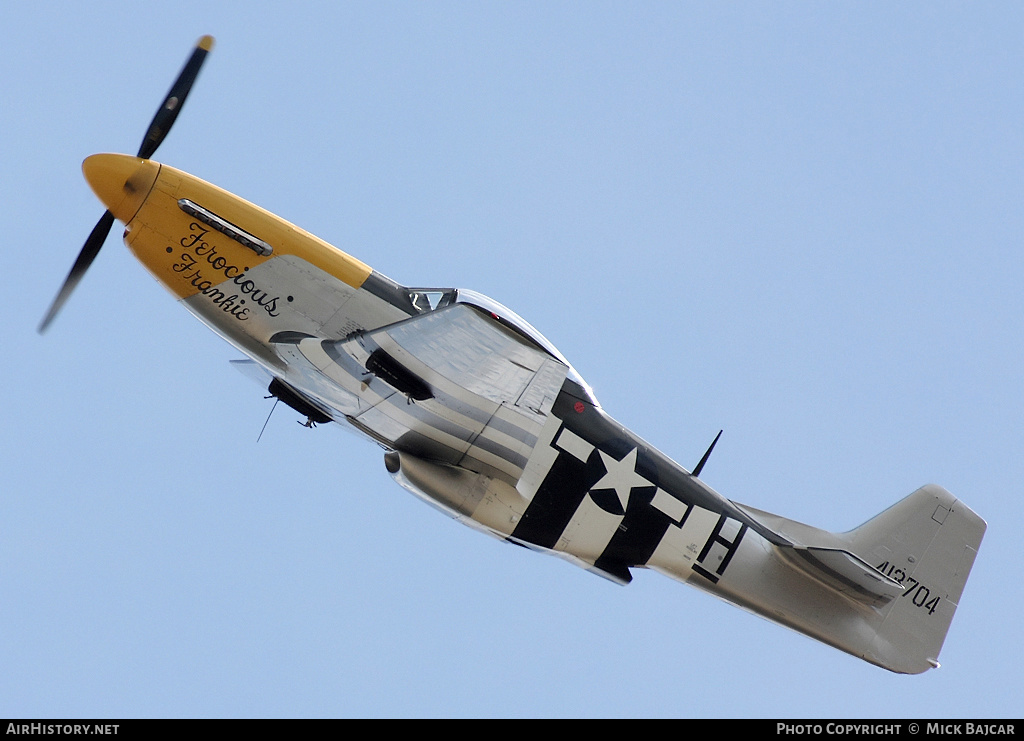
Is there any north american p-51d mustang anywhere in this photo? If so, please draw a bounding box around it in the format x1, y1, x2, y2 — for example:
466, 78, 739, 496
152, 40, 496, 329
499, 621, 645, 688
41, 37, 986, 673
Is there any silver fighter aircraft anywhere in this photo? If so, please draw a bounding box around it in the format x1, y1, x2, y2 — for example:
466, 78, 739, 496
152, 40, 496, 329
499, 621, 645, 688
41, 37, 986, 674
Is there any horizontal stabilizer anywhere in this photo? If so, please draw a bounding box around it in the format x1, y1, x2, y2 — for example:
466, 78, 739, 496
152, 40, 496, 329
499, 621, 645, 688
789, 546, 905, 603
733, 501, 902, 605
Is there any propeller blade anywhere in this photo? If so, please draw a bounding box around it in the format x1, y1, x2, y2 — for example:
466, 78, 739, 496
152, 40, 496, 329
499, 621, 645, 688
40, 36, 214, 334
39, 36, 214, 333
136, 35, 214, 160
38, 210, 115, 333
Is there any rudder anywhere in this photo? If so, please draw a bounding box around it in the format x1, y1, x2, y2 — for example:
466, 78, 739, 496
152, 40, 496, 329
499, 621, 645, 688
845, 485, 986, 673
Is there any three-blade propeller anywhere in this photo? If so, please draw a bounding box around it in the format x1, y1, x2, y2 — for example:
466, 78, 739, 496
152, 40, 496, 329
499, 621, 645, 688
38, 35, 214, 333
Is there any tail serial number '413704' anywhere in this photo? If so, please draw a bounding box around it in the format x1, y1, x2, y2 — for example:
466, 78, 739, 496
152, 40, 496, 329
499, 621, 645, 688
41, 37, 986, 674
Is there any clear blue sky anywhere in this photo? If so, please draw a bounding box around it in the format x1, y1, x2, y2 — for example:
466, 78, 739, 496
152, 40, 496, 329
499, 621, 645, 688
2, 1, 1021, 718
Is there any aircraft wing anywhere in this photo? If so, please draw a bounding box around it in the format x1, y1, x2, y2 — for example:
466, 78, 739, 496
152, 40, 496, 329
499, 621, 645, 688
364, 302, 568, 421
269, 303, 569, 484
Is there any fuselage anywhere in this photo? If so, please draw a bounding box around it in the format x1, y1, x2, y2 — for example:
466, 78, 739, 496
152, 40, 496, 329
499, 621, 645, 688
82, 152, 978, 674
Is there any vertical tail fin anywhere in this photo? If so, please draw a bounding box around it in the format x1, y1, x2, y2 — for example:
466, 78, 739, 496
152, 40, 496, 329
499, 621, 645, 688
846, 485, 986, 673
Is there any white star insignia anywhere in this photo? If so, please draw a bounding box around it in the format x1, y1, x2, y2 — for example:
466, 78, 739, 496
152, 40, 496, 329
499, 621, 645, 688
591, 447, 651, 510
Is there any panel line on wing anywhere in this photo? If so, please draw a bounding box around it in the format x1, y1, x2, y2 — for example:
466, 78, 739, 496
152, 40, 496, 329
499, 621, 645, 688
289, 336, 529, 480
